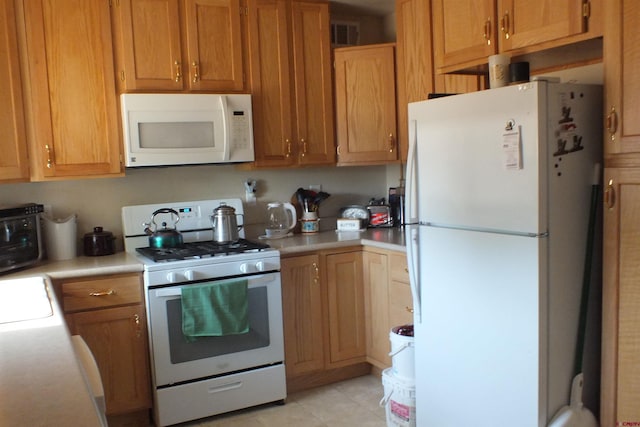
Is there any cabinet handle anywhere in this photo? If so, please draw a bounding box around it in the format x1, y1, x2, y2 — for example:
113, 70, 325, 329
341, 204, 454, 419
312, 262, 319, 284
134, 314, 142, 338
604, 179, 616, 210
89, 289, 116, 297
606, 107, 618, 142
174, 60, 182, 82
45, 144, 53, 169
285, 139, 292, 158
500, 11, 510, 40
300, 139, 307, 157
405, 306, 414, 313
192, 60, 200, 83
336, 145, 342, 156
388, 133, 395, 153
483, 18, 492, 46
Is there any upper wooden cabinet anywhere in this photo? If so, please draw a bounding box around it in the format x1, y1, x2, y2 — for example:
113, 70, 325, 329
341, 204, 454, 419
395, 0, 483, 162
395, 0, 435, 163
603, 0, 640, 158
0, 0, 29, 182
18, 0, 123, 180
334, 43, 398, 166
247, 0, 334, 168
432, 0, 602, 73
111, 0, 245, 92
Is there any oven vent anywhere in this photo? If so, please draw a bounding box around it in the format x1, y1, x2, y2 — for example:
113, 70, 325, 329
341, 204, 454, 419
331, 21, 360, 47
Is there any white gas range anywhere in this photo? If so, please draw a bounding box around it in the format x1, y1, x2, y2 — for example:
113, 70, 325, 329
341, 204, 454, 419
122, 199, 286, 427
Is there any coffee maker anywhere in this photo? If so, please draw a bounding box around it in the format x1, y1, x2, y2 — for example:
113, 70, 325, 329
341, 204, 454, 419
388, 186, 405, 227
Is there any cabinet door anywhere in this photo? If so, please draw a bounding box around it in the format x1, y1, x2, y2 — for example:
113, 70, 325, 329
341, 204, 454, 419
335, 44, 398, 165
431, 0, 496, 72
604, 0, 640, 155
21, 0, 122, 179
388, 252, 413, 328
362, 250, 391, 368
497, 0, 586, 51
183, 0, 245, 91
290, 1, 334, 166
281, 254, 325, 377
113, 0, 183, 91
68, 305, 152, 416
0, 0, 29, 182
602, 169, 640, 427
325, 251, 366, 367
247, 0, 295, 167
395, 0, 435, 163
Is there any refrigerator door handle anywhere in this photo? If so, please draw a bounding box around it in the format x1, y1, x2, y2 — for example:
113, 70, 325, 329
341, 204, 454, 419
405, 119, 418, 225
406, 225, 421, 323
405, 119, 421, 323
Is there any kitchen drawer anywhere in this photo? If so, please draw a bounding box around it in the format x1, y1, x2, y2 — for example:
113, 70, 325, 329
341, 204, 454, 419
60, 274, 142, 312
389, 253, 409, 284
389, 279, 413, 327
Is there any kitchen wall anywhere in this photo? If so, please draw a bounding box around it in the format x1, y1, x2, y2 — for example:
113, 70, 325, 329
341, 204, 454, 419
0, 164, 403, 248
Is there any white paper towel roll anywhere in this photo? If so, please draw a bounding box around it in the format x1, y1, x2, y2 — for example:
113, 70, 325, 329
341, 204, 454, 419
42, 214, 77, 260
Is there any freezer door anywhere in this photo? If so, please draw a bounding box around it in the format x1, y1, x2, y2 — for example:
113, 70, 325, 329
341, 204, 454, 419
414, 226, 549, 427
408, 83, 546, 234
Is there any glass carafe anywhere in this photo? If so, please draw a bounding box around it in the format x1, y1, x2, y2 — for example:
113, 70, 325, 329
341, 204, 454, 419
266, 202, 297, 236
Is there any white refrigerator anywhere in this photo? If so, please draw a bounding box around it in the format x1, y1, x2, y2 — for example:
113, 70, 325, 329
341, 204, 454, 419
405, 81, 602, 427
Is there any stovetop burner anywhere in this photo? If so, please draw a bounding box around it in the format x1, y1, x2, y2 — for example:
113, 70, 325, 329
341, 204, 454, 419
136, 238, 271, 262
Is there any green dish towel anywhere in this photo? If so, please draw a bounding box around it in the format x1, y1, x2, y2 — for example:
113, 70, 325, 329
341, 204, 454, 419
181, 279, 249, 341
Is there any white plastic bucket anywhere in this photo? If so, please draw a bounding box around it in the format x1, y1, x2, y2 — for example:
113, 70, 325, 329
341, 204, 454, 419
380, 368, 416, 427
389, 325, 414, 380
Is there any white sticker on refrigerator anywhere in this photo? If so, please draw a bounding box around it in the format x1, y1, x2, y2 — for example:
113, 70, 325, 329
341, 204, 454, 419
502, 128, 522, 170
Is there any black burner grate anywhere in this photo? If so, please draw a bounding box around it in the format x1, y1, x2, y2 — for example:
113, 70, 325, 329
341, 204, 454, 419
136, 238, 270, 262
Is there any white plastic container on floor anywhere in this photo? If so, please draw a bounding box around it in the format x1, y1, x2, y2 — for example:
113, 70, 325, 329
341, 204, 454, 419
389, 325, 414, 380
380, 368, 416, 427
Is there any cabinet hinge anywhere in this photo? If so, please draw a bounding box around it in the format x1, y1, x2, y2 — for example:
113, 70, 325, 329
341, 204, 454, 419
582, 1, 590, 18
109, 0, 120, 7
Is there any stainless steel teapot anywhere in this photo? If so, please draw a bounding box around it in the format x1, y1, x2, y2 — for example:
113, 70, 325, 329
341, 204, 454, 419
210, 203, 243, 243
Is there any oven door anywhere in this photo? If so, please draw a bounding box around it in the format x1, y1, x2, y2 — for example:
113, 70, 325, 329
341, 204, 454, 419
146, 272, 284, 387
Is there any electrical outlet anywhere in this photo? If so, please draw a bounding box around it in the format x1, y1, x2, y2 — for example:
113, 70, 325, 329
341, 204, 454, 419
309, 184, 322, 192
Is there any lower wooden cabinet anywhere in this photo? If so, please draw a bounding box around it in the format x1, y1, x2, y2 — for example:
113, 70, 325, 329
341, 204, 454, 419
602, 168, 640, 425
363, 248, 413, 370
281, 253, 325, 377
281, 247, 367, 392
325, 250, 366, 367
54, 273, 151, 425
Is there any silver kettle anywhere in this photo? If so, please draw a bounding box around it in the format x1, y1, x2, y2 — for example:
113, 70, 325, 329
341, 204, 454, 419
210, 203, 243, 243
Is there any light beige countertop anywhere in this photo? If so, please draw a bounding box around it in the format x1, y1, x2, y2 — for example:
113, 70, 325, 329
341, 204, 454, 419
0, 276, 105, 426
3, 251, 143, 280
253, 228, 407, 255
3, 229, 405, 280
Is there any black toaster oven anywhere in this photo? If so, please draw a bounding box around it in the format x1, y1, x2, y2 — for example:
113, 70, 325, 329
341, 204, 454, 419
0, 203, 44, 275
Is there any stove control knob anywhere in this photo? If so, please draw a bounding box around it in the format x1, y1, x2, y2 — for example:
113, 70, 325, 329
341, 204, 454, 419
184, 270, 194, 281
255, 261, 265, 272
166, 272, 178, 283
240, 263, 249, 274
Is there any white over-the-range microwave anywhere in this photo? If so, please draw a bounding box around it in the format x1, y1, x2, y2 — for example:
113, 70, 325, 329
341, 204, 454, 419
121, 93, 254, 167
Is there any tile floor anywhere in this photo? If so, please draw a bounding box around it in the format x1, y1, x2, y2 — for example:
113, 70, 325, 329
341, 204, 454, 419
179, 374, 388, 427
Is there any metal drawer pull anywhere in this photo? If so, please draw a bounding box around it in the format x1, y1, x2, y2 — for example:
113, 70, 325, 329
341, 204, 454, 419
89, 289, 116, 297
208, 381, 243, 394
406, 306, 414, 313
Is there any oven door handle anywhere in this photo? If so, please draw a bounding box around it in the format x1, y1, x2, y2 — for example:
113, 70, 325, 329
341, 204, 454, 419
153, 274, 277, 298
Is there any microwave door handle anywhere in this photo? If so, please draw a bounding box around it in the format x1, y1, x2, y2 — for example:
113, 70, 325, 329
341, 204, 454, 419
220, 95, 230, 162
